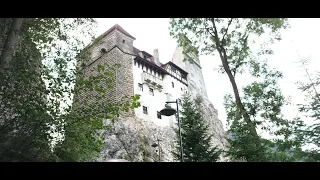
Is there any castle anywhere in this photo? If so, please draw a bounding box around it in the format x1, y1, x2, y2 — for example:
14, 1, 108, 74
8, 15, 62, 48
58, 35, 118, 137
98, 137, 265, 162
78, 24, 227, 161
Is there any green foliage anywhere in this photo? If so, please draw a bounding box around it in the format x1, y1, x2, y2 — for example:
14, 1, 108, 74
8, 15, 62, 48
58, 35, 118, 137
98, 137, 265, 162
0, 18, 60, 161
296, 58, 320, 160
0, 18, 141, 162
224, 60, 306, 161
169, 18, 293, 161
172, 94, 221, 162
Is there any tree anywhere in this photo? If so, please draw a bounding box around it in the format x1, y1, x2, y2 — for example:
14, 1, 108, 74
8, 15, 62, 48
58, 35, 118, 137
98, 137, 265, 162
296, 57, 320, 161
223, 59, 307, 161
169, 18, 292, 161
0, 18, 62, 161
0, 18, 141, 161
172, 93, 221, 162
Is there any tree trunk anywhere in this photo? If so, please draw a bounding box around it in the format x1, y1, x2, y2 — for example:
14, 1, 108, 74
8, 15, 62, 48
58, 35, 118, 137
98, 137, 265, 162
0, 18, 24, 69
210, 19, 261, 160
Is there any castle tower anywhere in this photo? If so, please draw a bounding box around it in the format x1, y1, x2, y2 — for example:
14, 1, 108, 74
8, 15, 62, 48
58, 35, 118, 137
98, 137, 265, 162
172, 45, 228, 155
172, 46, 208, 98
77, 24, 136, 117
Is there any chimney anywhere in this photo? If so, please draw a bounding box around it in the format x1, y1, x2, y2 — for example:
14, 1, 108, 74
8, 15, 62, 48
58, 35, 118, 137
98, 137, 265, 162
153, 49, 160, 65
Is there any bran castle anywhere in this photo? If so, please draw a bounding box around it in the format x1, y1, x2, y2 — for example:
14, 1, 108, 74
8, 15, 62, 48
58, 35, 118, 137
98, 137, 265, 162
78, 24, 228, 162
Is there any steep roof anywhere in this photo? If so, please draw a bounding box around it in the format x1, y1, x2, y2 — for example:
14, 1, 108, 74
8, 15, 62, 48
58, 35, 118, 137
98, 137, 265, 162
133, 46, 140, 55
161, 61, 188, 75
98, 24, 136, 40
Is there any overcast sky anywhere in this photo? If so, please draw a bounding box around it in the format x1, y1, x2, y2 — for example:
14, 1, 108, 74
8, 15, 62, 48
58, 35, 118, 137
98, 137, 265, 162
95, 18, 320, 131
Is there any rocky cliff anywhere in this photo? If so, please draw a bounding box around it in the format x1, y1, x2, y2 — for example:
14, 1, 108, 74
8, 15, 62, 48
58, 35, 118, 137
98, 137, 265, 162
95, 117, 175, 162
94, 94, 228, 162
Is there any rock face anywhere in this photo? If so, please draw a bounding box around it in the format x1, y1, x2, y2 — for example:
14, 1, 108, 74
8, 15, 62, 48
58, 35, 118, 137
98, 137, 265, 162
95, 117, 175, 162
194, 94, 229, 161
94, 97, 229, 162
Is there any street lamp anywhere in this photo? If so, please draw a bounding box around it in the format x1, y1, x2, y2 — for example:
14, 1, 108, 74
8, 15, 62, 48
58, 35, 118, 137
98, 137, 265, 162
159, 99, 184, 162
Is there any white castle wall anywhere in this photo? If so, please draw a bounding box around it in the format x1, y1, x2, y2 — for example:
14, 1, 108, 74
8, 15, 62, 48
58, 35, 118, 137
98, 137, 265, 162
81, 24, 227, 162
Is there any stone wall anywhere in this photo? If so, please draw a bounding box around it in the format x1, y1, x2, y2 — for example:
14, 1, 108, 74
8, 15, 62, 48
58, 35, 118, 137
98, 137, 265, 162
76, 29, 135, 117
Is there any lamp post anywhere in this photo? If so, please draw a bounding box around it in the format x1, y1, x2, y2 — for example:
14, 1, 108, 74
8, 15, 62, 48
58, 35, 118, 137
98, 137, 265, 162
159, 99, 184, 162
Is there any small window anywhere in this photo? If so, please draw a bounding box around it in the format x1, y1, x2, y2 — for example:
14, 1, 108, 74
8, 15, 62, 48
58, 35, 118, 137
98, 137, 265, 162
172, 82, 174, 88
172, 67, 176, 73
100, 48, 107, 53
143, 106, 148, 114
123, 39, 125, 44
181, 88, 183, 91
138, 83, 143, 91
149, 88, 154, 96
157, 111, 162, 119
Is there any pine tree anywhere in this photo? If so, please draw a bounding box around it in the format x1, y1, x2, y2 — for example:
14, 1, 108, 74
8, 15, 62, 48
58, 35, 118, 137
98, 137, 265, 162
172, 94, 221, 162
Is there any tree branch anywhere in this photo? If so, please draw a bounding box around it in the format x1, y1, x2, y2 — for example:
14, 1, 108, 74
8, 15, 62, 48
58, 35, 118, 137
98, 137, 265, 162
299, 54, 320, 102
222, 18, 233, 45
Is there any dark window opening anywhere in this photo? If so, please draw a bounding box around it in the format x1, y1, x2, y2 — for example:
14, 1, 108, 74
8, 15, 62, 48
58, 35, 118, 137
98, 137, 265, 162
138, 83, 143, 91
100, 48, 107, 53
143, 106, 148, 114
172, 67, 176, 73
181, 73, 187, 79
157, 111, 162, 119
172, 82, 174, 88
149, 88, 154, 96
123, 39, 125, 44
181, 88, 183, 91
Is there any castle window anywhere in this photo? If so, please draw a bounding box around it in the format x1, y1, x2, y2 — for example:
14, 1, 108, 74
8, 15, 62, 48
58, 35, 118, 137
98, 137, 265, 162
143, 106, 148, 114
181, 73, 187, 79
138, 83, 143, 91
100, 48, 107, 53
149, 88, 154, 96
157, 111, 162, 119
181, 88, 183, 91
123, 39, 125, 44
172, 82, 174, 88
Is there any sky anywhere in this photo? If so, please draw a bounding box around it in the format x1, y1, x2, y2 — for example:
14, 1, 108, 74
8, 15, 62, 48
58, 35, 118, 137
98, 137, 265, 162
95, 18, 320, 131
